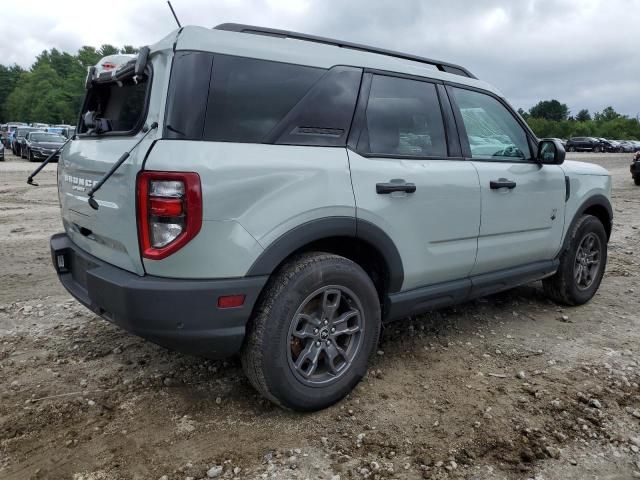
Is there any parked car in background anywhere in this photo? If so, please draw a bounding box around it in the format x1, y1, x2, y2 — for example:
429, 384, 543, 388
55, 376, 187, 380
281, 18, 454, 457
0, 142, 4, 161
12, 127, 40, 156
61, 126, 76, 138
566, 137, 605, 152
597, 138, 619, 153
47, 126, 76, 138
618, 140, 637, 153
22, 132, 66, 161
2, 123, 25, 147
603, 139, 621, 152
31, 122, 49, 129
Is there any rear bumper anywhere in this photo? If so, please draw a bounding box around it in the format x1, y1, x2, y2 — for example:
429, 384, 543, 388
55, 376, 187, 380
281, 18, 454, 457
51, 233, 268, 358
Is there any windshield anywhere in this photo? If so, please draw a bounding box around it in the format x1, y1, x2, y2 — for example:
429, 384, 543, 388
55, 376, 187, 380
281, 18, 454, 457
16, 128, 38, 137
32, 133, 65, 142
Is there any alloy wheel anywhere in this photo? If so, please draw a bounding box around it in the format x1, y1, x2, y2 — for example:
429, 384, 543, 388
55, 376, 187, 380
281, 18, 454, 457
287, 285, 364, 386
574, 232, 602, 291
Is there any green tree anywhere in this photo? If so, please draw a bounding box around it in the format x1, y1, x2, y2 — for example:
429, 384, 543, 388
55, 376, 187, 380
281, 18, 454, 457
98, 44, 120, 57
0, 64, 25, 122
77, 46, 101, 67
575, 109, 591, 122
1, 44, 141, 125
529, 100, 570, 121
594, 106, 620, 122
121, 45, 139, 54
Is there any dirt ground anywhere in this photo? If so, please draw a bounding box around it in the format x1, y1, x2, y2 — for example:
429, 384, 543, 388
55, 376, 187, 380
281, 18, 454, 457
1, 151, 639, 480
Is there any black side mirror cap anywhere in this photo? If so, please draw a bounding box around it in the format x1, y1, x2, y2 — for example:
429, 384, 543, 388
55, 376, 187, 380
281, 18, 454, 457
538, 139, 566, 165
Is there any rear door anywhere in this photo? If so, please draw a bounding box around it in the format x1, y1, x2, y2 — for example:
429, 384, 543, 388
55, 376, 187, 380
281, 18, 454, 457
447, 86, 566, 275
58, 53, 170, 275
348, 73, 481, 292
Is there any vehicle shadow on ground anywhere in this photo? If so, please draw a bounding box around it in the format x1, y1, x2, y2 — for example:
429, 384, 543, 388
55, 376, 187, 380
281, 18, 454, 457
86, 281, 555, 412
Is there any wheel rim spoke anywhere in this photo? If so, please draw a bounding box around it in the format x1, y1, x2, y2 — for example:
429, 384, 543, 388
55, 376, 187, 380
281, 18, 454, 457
333, 309, 359, 326
291, 321, 319, 340
295, 342, 322, 378
297, 313, 321, 328
332, 320, 360, 336
321, 289, 342, 321
325, 342, 348, 375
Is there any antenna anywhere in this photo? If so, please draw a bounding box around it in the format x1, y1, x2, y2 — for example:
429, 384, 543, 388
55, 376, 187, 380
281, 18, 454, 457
167, 1, 182, 28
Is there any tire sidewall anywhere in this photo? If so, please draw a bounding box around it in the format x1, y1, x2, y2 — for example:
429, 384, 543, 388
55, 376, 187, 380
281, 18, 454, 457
561, 216, 607, 305
260, 258, 380, 411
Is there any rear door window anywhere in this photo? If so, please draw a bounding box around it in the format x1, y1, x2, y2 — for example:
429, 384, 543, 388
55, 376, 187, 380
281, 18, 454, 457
202, 55, 325, 143
358, 74, 447, 158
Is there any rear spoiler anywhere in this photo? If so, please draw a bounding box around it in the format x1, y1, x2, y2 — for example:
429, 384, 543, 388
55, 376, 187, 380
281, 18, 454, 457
85, 46, 150, 88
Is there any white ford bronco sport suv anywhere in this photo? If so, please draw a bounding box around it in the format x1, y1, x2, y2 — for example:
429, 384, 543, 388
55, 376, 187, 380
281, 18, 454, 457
49, 24, 612, 411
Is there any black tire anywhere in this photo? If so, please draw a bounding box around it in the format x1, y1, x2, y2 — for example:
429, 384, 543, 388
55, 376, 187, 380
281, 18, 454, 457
568, 146, 576, 152
543, 215, 607, 306
593, 146, 601, 153
241, 252, 381, 411
28, 150, 35, 162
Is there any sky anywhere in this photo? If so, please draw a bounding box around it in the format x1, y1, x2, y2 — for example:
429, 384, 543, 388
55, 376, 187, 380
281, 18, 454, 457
1, 0, 639, 117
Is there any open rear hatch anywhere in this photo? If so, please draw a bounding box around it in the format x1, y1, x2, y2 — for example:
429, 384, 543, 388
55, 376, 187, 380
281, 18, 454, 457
58, 53, 157, 275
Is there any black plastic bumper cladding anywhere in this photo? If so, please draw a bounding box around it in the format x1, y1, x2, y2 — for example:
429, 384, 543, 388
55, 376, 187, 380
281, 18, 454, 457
51, 233, 267, 358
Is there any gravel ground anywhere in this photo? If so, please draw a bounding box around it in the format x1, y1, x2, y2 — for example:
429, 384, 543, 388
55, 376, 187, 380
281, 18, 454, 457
0, 152, 639, 480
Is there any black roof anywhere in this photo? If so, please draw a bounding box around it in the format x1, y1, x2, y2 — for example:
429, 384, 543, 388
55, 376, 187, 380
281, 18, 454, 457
214, 23, 476, 79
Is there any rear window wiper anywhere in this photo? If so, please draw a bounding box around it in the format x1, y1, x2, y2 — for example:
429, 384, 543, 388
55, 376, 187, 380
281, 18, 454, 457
87, 122, 158, 210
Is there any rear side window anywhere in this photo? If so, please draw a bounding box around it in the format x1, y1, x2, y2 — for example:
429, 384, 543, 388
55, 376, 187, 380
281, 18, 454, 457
451, 87, 531, 161
79, 75, 149, 134
203, 55, 325, 143
358, 75, 447, 158
165, 51, 214, 140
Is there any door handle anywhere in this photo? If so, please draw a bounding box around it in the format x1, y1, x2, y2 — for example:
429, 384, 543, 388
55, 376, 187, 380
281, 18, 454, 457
490, 178, 517, 190
376, 180, 417, 194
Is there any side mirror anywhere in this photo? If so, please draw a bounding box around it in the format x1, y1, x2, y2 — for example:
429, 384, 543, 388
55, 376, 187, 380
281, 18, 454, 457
538, 139, 565, 165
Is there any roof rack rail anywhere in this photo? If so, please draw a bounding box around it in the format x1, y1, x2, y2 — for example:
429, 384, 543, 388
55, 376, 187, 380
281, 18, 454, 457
214, 23, 477, 79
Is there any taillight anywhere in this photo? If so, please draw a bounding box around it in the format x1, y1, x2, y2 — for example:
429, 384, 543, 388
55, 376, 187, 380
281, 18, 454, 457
136, 171, 202, 260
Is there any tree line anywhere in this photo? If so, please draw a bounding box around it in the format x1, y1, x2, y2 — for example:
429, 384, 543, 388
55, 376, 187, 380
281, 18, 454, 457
0, 45, 138, 125
518, 100, 640, 140
1, 46, 639, 141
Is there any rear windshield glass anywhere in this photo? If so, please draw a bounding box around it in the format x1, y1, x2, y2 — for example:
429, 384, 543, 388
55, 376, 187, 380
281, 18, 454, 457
78, 76, 149, 134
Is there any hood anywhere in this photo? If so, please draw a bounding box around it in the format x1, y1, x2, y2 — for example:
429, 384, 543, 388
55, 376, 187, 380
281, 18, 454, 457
33, 142, 64, 149
561, 160, 610, 176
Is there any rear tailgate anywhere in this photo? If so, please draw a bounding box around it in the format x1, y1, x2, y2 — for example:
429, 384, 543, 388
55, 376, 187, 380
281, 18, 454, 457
57, 34, 175, 275
59, 138, 151, 274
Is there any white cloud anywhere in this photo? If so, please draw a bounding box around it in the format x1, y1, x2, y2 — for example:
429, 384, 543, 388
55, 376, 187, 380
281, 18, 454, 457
1, 0, 639, 116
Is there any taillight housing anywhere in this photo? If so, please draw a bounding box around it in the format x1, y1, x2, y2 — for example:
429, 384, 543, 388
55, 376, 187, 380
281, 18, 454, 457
136, 171, 202, 260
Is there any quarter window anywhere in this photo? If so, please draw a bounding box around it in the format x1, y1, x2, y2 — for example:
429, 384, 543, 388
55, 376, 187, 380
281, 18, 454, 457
359, 75, 447, 158
451, 87, 531, 161
203, 56, 325, 143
